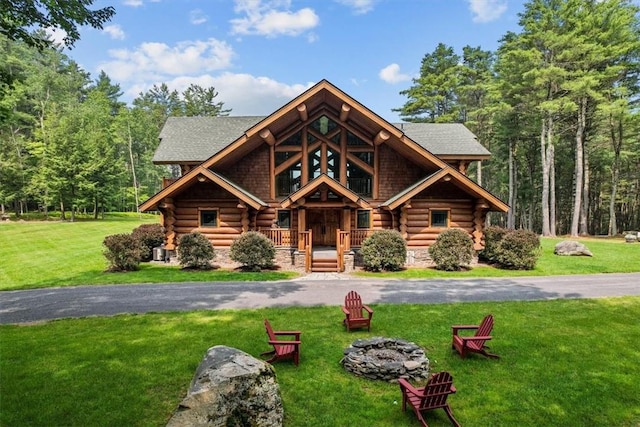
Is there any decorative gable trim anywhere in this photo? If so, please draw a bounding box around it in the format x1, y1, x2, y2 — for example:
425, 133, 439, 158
380, 167, 508, 212
139, 166, 268, 212
280, 174, 371, 209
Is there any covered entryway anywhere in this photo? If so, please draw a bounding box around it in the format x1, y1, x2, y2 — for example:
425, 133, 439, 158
307, 209, 341, 247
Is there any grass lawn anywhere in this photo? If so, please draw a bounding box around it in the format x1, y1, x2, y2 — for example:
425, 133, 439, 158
0, 213, 297, 291
356, 237, 640, 279
1, 297, 639, 426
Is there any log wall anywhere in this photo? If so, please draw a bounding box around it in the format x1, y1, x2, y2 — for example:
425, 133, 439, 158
173, 199, 244, 246
171, 198, 300, 248
402, 199, 474, 247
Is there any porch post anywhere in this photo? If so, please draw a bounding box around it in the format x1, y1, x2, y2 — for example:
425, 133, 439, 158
298, 207, 306, 251
343, 207, 351, 251
400, 203, 409, 239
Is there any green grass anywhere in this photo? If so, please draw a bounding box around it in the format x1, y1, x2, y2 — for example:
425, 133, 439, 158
356, 237, 640, 278
0, 214, 296, 291
1, 298, 639, 426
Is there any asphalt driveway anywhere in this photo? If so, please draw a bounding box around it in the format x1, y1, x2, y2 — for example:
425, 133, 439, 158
1, 272, 639, 324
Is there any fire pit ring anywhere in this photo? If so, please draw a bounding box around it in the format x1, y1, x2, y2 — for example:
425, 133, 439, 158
340, 337, 430, 382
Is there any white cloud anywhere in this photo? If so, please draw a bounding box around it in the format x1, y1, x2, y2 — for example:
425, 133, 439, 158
125, 73, 314, 115
379, 63, 410, 84
190, 9, 208, 25
334, 0, 376, 15
230, 0, 319, 37
103, 24, 125, 40
123, 0, 143, 7
98, 38, 234, 81
43, 27, 67, 46
466, 0, 508, 23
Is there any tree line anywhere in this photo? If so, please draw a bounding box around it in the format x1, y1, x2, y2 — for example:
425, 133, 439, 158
395, 0, 640, 236
0, 33, 230, 219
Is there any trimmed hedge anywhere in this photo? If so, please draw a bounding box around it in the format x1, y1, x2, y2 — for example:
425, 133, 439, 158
479, 225, 509, 264
132, 223, 165, 261
103, 233, 142, 272
495, 229, 541, 270
230, 231, 276, 271
428, 228, 474, 271
177, 232, 215, 270
361, 230, 407, 272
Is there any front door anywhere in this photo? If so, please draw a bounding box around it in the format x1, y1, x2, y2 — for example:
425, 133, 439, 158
308, 209, 340, 246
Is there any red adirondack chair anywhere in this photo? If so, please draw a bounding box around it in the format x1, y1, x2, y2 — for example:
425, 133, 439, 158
398, 371, 461, 427
341, 290, 373, 331
260, 319, 301, 366
452, 314, 499, 359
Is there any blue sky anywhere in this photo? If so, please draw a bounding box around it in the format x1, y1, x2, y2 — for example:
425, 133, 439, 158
50, 0, 526, 122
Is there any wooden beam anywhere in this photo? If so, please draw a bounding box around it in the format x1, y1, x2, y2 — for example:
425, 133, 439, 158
269, 145, 275, 199
374, 129, 390, 145
297, 103, 308, 122
340, 103, 351, 122
259, 128, 276, 146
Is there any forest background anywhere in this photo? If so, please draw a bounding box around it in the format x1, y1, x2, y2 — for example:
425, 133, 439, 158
1, 0, 639, 237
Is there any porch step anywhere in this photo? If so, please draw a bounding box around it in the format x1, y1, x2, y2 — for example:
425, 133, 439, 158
311, 258, 339, 272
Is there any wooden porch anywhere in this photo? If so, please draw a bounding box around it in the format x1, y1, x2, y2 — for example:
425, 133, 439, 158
259, 228, 373, 273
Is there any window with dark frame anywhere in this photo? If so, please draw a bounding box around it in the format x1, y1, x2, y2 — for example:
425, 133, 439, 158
200, 210, 218, 227
277, 210, 291, 228
356, 210, 371, 229
430, 210, 449, 228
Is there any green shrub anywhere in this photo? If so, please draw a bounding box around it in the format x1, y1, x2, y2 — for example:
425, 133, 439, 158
428, 228, 474, 271
479, 225, 509, 263
177, 232, 215, 269
360, 230, 407, 272
103, 233, 142, 272
495, 229, 541, 270
131, 223, 165, 261
229, 231, 276, 271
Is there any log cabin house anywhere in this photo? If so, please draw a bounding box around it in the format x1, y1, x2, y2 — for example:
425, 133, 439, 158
139, 80, 508, 272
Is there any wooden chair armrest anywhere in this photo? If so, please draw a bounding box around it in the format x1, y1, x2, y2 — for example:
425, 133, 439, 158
450, 385, 457, 394
363, 305, 373, 315
341, 307, 350, 316
461, 335, 492, 342
452, 325, 479, 334
397, 378, 421, 395
269, 340, 301, 346
274, 331, 301, 339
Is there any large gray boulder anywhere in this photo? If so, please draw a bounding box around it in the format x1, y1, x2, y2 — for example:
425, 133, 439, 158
167, 345, 283, 427
554, 240, 593, 257
624, 232, 639, 243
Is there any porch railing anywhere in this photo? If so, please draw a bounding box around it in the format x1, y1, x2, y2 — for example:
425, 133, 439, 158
350, 229, 372, 247
259, 228, 373, 249
258, 228, 297, 247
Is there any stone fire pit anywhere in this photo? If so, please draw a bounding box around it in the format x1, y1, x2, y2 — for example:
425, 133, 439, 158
340, 337, 430, 382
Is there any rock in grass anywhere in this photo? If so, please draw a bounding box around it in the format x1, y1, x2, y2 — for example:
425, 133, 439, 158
554, 240, 593, 256
167, 345, 283, 427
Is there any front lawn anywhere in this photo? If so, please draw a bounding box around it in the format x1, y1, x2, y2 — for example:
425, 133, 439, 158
356, 237, 640, 278
1, 297, 639, 426
0, 214, 296, 291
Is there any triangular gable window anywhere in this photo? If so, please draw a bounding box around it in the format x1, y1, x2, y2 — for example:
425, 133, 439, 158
311, 115, 337, 135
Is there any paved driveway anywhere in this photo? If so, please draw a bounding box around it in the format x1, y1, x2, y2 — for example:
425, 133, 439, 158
1, 273, 639, 324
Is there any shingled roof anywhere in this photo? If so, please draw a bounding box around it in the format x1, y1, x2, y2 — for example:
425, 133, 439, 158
152, 116, 490, 164
394, 122, 490, 157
